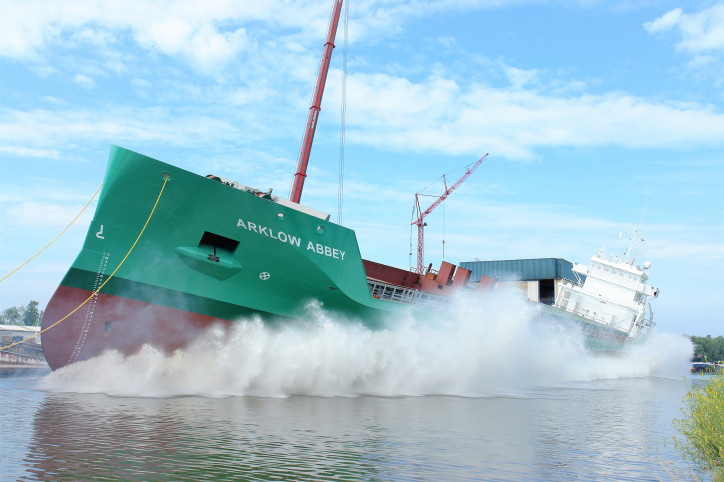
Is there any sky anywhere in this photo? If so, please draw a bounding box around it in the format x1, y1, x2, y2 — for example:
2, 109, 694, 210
0, 0, 722, 337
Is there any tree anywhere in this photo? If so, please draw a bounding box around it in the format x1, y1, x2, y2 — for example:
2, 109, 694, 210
674, 370, 724, 481
692, 335, 724, 362
0, 301, 44, 326
22, 300, 41, 326
1, 306, 23, 325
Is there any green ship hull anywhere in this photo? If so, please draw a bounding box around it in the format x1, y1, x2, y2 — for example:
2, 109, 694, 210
41, 146, 400, 370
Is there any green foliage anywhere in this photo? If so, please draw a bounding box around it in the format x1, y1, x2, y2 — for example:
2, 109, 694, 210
674, 371, 724, 481
691, 335, 724, 363
0, 301, 43, 326
0, 306, 23, 325
22, 300, 41, 326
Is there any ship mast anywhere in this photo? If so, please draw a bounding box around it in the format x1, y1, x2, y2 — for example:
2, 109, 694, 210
624, 197, 648, 264
289, 0, 344, 204
412, 154, 488, 273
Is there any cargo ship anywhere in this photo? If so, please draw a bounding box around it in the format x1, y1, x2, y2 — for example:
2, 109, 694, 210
40, 0, 481, 370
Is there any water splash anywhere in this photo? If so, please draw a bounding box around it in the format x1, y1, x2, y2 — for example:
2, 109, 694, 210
37, 288, 693, 398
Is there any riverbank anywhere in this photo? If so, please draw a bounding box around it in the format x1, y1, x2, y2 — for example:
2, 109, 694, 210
0, 363, 50, 378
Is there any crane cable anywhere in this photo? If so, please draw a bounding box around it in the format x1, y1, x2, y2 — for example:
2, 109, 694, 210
0, 183, 103, 284
0, 176, 169, 352
337, 0, 349, 225
416, 164, 471, 197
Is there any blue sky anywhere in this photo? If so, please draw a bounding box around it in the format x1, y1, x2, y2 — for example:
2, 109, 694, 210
0, 0, 722, 336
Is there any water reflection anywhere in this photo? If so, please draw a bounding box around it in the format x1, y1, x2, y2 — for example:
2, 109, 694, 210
24, 391, 567, 480
27, 394, 380, 480
20, 378, 691, 481
532, 377, 687, 480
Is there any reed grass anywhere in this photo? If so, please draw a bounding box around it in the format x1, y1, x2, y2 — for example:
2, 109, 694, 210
674, 369, 724, 481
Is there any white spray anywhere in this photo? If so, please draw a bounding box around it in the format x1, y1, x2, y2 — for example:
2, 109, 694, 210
38, 287, 693, 398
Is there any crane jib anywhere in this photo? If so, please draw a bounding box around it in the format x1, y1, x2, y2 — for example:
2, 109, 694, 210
289, 0, 344, 204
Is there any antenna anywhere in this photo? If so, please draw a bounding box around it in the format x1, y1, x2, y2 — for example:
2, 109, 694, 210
624, 195, 648, 264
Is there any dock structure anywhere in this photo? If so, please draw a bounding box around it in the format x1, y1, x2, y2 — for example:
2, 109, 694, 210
0, 324, 48, 370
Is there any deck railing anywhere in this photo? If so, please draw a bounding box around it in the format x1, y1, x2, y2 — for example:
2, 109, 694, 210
367, 280, 451, 307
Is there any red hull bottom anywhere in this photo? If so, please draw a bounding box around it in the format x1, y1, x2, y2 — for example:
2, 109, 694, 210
41, 286, 231, 371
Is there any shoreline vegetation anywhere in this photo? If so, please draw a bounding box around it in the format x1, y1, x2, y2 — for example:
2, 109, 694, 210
690, 335, 724, 366
674, 370, 724, 481
0, 300, 42, 327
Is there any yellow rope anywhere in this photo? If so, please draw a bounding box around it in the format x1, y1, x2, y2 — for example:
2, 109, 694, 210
0, 183, 104, 284
0, 176, 168, 352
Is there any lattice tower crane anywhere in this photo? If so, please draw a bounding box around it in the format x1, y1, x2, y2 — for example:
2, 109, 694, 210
411, 154, 488, 274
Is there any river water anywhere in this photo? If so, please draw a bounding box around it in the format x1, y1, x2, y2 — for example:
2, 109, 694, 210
0, 291, 704, 480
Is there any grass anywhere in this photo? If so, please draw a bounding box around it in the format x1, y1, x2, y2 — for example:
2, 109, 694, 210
673, 369, 724, 481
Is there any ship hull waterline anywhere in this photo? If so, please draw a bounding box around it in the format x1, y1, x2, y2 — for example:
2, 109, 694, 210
535, 303, 633, 352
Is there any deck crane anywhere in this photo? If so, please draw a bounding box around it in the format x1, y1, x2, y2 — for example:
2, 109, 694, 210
411, 154, 488, 274
289, 0, 344, 204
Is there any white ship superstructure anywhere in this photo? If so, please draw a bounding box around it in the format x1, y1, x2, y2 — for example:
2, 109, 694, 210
554, 229, 659, 339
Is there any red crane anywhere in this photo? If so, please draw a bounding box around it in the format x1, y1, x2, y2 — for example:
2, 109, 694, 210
289, 0, 344, 204
412, 154, 488, 274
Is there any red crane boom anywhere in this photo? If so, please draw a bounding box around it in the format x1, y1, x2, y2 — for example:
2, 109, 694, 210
412, 154, 488, 274
289, 0, 344, 204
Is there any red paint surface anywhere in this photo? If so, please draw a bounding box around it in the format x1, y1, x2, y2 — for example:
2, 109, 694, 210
41, 286, 231, 370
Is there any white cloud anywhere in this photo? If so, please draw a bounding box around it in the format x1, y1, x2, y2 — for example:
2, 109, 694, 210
648, 241, 724, 260
2, 1, 723, 166
0, 145, 61, 159
186, 25, 249, 73
503, 65, 541, 88
2, 63, 724, 164
0, 0, 331, 73
0, 2, 50, 60
141, 17, 194, 55
0, 106, 241, 155
72, 73, 95, 89
644, 8, 683, 34
339, 71, 724, 160
645, 4, 724, 55
136, 18, 250, 72
5, 201, 92, 228
0, 181, 96, 204
0, 0, 593, 73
